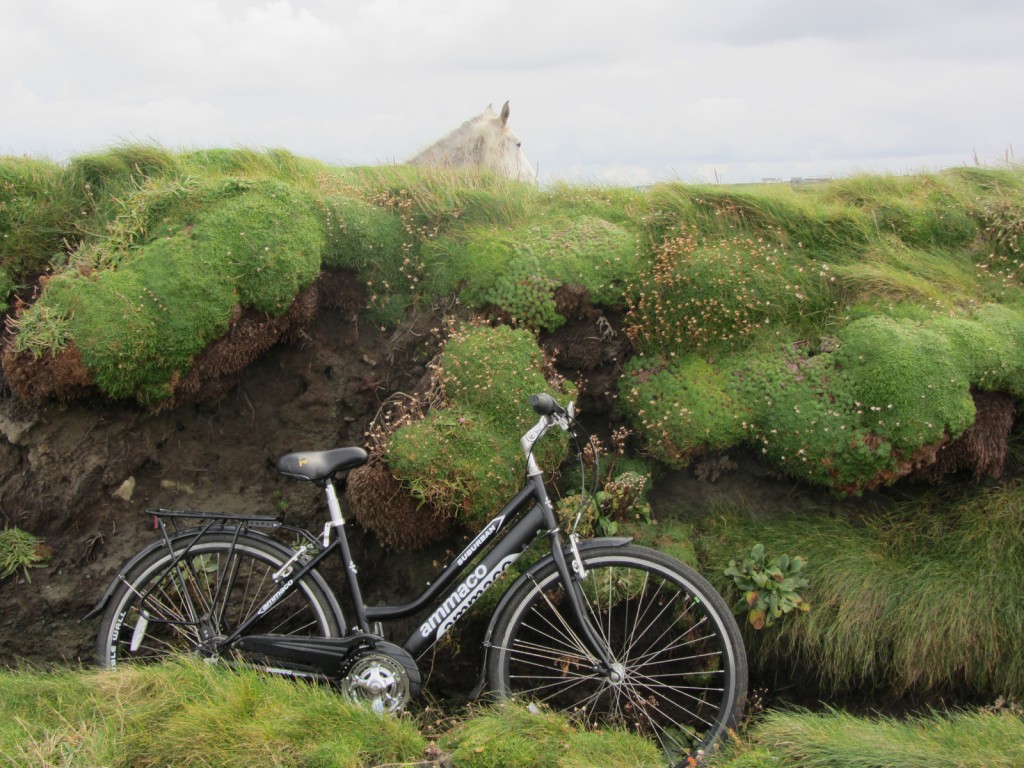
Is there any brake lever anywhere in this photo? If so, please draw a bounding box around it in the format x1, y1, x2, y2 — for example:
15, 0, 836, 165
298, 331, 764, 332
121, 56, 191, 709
552, 401, 576, 432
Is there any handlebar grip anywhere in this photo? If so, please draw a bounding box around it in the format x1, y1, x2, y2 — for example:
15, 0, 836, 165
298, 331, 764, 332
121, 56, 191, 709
529, 393, 560, 416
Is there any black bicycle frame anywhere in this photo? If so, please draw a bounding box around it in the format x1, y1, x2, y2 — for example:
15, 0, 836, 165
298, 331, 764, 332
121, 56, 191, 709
216, 472, 568, 662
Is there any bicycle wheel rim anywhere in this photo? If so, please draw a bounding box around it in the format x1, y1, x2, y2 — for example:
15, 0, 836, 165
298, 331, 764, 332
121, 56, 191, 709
97, 535, 340, 667
490, 549, 745, 763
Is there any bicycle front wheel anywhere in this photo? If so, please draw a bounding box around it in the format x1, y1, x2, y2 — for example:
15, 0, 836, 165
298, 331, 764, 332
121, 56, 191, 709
487, 544, 746, 764
95, 530, 344, 668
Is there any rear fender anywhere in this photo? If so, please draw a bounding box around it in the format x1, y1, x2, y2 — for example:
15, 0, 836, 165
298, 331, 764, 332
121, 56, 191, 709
82, 526, 323, 622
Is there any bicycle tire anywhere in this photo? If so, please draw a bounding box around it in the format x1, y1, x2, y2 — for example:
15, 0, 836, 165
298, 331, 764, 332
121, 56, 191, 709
95, 530, 344, 668
487, 544, 746, 764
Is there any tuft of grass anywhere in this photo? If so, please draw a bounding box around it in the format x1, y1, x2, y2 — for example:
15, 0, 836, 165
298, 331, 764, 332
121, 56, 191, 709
829, 240, 982, 308
0, 527, 52, 581
0, 659, 426, 768
445, 702, 662, 768
0, 156, 85, 284
178, 147, 332, 188
0, 662, 665, 767
709, 707, 1024, 768
644, 181, 875, 256
336, 163, 538, 232
67, 144, 179, 196
113, 662, 424, 768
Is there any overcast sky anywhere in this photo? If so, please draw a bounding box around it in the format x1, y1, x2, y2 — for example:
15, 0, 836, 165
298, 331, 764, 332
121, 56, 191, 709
3, 0, 1022, 185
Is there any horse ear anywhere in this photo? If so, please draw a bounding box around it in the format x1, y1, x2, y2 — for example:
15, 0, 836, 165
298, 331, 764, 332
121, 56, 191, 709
499, 101, 510, 127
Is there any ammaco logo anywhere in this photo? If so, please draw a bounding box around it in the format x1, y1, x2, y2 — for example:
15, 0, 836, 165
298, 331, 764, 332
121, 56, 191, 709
256, 579, 294, 616
419, 556, 516, 639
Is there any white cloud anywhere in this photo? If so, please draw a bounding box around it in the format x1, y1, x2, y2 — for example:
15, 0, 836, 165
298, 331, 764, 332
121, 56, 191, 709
3, 0, 1023, 184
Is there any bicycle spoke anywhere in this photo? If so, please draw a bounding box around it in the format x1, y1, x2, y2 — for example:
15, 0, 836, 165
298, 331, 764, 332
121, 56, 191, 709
492, 548, 746, 764
501, 637, 593, 668
627, 621, 716, 666
528, 580, 599, 665
627, 673, 725, 712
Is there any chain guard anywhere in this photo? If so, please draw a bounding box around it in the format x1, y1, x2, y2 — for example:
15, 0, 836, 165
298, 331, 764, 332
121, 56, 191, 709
340, 641, 421, 714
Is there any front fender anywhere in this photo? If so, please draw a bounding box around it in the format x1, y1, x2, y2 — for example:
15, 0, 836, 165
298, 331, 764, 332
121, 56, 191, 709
469, 536, 632, 699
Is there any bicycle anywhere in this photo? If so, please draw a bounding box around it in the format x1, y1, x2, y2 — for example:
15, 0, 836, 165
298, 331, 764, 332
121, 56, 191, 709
88, 394, 746, 764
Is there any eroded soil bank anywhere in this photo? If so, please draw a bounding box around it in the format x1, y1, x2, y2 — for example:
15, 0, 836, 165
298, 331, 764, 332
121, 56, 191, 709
0, 280, 901, 700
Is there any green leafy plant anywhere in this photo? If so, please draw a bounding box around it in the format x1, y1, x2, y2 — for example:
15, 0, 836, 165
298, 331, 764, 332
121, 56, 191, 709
591, 471, 652, 536
557, 471, 652, 539
725, 543, 810, 630
0, 527, 52, 582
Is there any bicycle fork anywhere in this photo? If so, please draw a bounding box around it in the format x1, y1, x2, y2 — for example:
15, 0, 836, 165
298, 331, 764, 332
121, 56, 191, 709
544, 525, 623, 681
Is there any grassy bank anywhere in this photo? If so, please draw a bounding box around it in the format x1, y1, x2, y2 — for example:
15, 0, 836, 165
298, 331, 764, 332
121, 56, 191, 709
2, 660, 1020, 767
0, 660, 660, 767
5, 147, 1024, 764
691, 481, 1024, 701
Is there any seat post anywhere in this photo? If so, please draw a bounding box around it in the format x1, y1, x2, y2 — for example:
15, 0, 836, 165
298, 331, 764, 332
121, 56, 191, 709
323, 477, 371, 632
324, 480, 345, 527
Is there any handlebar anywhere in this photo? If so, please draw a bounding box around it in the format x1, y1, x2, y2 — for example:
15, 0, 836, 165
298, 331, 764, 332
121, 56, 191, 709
528, 393, 562, 416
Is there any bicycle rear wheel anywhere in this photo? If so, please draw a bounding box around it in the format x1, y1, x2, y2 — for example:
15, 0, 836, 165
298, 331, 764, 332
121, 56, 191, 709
95, 530, 343, 668
487, 544, 746, 765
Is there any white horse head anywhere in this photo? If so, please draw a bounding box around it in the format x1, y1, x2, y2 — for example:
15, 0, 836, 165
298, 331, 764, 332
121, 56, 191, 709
408, 101, 535, 181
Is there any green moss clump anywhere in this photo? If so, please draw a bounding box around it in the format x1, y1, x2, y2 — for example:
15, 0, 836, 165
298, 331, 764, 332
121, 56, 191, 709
620, 355, 750, 466
831, 315, 976, 451
16, 178, 324, 404
621, 305, 1024, 494
735, 345, 899, 492
319, 194, 411, 324
321, 195, 407, 271
384, 325, 574, 529
488, 255, 563, 330
191, 180, 322, 314
626, 229, 832, 357
424, 214, 641, 331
